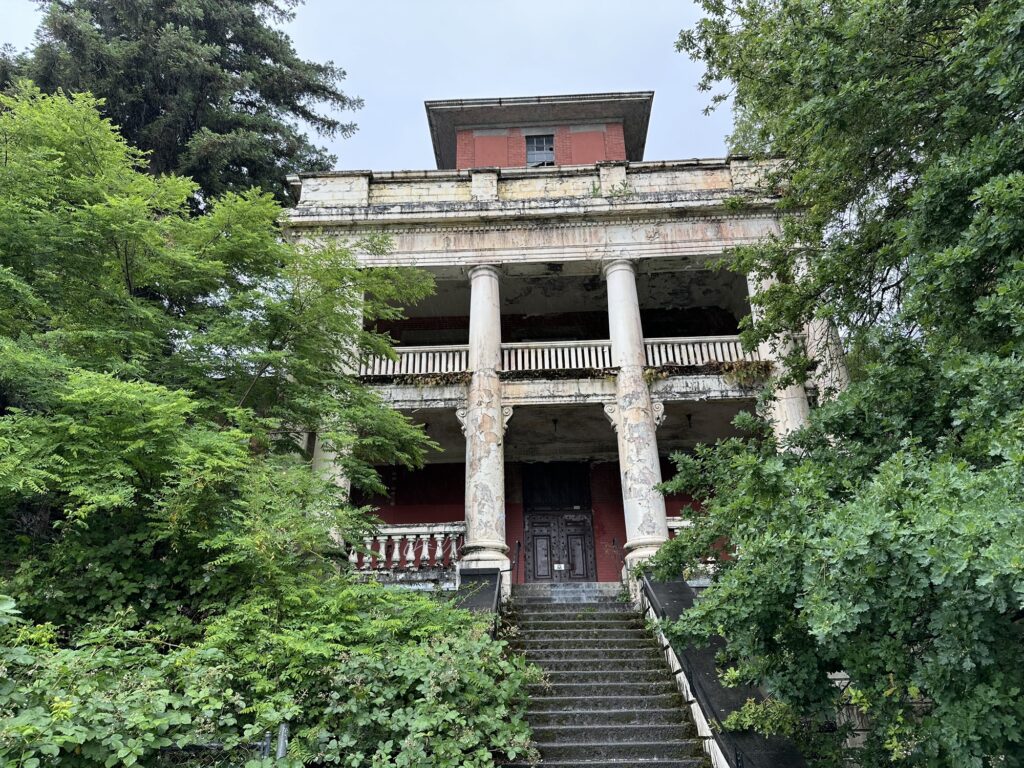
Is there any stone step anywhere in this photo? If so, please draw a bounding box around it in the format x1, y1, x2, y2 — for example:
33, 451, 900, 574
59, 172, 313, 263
528, 706, 692, 727
531, 723, 695, 745
515, 617, 642, 630
516, 614, 634, 626
528, 707, 693, 728
512, 599, 628, 608
517, 627, 648, 639
517, 647, 664, 662
511, 603, 635, 614
512, 583, 624, 596
528, 693, 685, 712
531, 681, 678, 698
531, 657, 669, 673
533, 740, 702, 761
542, 669, 668, 685
513, 638, 657, 651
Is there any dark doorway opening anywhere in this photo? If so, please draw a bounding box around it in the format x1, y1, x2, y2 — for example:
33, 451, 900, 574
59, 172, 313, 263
522, 462, 597, 582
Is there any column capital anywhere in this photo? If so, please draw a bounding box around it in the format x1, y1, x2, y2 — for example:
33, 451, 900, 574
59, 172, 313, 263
652, 400, 666, 428
467, 263, 501, 281
456, 405, 513, 436
603, 403, 620, 433
602, 258, 637, 279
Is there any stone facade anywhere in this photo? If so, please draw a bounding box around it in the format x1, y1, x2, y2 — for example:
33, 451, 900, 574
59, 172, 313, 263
284, 92, 816, 590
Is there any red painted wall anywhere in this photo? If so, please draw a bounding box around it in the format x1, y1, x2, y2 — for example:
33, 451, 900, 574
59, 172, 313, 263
454, 122, 627, 169
504, 463, 526, 584
359, 464, 465, 524
590, 461, 629, 582
569, 131, 608, 165
359, 459, 694, 583
473, 135, 509, 167
605, 122, 627, 161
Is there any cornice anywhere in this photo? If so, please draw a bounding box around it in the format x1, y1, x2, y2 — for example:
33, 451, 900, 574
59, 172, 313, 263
296, 210, 780, 239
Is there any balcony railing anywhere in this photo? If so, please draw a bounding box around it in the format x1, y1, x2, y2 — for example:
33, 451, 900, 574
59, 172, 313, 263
360, 345, 469, 377
360, 335, 758, 377
349, 522, 465, 571
644, 336, 758, 367
666, 516, 693, 539
502, 339, 613, 371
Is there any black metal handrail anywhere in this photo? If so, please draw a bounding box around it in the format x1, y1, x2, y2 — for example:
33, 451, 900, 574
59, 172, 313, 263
639, 573, 760, 768
511, 539, 522, 583
490, 569, 504, 638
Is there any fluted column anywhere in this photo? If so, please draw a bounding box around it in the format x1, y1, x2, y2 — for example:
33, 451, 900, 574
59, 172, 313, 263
746, 274, 811, 439
603, 259, 669, 567
460, 265, 510, 570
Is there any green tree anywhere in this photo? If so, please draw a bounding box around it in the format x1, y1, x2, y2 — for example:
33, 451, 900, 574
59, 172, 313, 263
2, 0, 359, 202
653, 2, 1024, 766
0, 85, 536, 767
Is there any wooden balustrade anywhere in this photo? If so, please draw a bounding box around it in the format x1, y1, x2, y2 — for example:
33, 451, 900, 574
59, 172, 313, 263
360, 335, 754, 378
349, 522, 465, 571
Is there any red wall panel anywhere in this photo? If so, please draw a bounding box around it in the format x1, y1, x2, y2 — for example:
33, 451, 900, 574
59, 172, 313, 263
590, 461, 628, 582
605, 122, 627, 161
473, 134, 510, 167
570, 131, 608, 165
455, 129, 475, 169
507, 128, 527, 167
455, 123, 625, 169
362, 464, 465, 524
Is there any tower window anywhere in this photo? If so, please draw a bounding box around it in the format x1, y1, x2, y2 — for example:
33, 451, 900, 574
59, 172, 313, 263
526, 134, 555, 167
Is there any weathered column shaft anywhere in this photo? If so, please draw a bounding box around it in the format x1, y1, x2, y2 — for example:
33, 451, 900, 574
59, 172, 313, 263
746, 274, 811, 439
604, 259, 669, 566
461, 265, 509, 566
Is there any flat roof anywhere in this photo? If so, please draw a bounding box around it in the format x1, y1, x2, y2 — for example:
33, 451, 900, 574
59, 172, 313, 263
425, 91, 654, 169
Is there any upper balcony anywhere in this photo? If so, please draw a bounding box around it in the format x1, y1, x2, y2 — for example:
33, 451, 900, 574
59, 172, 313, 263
360, 335, 760, 380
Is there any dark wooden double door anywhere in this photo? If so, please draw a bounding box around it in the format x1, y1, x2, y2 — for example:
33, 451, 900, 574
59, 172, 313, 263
522, 462, 597, 582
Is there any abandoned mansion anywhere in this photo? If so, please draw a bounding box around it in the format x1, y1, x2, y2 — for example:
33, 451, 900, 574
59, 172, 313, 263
284, 91, 838, 591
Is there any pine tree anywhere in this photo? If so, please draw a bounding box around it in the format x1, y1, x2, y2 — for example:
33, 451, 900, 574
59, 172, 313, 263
4, 0, 360, 202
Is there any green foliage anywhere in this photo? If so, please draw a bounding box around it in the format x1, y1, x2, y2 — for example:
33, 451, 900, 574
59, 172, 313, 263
0, 87, 533, 766
2, 0, 360, 201
1, 587, 537, 768
653, 1, 1024, 765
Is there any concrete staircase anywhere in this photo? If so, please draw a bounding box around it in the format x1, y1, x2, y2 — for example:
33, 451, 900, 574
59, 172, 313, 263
506, 583, 706, 768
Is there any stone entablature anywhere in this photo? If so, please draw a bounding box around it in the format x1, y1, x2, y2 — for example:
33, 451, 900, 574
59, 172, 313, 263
286, 158, 777, 222
371, 375, 757, 412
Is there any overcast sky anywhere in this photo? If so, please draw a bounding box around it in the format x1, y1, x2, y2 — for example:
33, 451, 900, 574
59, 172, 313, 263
3, 0, 732, 171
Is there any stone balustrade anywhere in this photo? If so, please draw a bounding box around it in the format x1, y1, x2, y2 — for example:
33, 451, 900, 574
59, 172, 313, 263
666, 516, 693, 539
360, 335, 758, 378
360, 345, 469, 377
644, 336, 759, 367
349, 522, 465, 571
502, 339, 613, 372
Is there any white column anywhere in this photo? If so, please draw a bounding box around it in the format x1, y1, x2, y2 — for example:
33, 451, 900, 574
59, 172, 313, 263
603, 259, 669, 568
746, 274, 811, 440
806, 318, 850, 401
460, 265, 510, 572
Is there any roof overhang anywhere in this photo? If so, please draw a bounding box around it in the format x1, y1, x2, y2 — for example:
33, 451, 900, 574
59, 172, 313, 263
425, 91, 654, 169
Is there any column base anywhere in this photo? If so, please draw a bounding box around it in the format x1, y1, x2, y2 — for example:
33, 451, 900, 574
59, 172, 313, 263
623, 535, 669, 566
457, 557, 511, 598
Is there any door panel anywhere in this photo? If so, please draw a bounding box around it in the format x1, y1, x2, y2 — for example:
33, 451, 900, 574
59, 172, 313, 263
524, 510, 597, 582
566, 533, 587, 579
525, 515, 559, 582
532, 534, 553, 580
